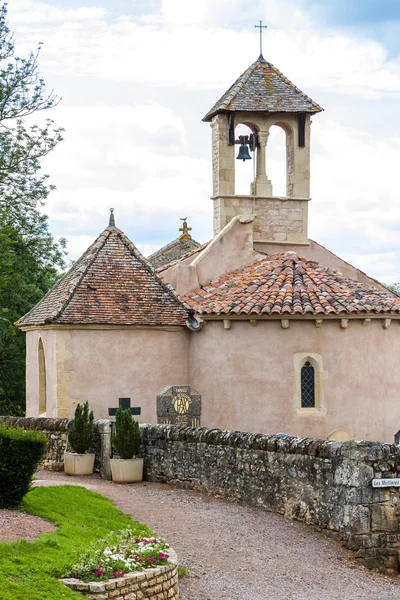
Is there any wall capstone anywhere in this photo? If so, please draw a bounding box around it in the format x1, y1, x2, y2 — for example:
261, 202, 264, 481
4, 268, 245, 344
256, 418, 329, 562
142, 425, 400, 573
0, 417, 111, 477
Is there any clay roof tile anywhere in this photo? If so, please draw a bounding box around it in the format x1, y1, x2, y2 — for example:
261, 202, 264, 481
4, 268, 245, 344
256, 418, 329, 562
17, 225, 189, 328
184, 254, 400, 318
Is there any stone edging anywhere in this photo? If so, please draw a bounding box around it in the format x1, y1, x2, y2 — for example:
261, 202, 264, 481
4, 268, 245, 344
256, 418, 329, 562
60, 549, 178, 599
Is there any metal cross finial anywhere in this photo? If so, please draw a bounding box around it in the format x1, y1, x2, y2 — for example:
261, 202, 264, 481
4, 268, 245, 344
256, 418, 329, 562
109, 207, 115, 227
255, 20, 268, 58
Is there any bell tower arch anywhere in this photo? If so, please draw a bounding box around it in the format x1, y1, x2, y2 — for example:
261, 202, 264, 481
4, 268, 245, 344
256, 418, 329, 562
203, 54, 323, 246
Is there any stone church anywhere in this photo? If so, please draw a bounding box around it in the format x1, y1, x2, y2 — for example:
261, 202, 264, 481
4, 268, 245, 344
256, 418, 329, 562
17, 53, 400, 443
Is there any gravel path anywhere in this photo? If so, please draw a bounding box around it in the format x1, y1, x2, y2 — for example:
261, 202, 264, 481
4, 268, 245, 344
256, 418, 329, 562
35, 470, 400, 600
0, 508, 57, 542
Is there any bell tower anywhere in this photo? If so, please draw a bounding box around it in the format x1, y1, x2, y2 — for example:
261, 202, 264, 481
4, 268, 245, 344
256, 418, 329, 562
203, 51, 323, 246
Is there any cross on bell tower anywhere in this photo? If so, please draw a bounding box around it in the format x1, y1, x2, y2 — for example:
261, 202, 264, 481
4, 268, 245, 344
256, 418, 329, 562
254, 20, 268, 59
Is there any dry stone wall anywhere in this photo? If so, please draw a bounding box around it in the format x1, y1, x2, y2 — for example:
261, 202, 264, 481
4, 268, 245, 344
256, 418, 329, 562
0, 416, 72, 471
61, 557, 178, 600
0, 416, 111, 477
4, 416, 400, 572
142, 425, 400, 572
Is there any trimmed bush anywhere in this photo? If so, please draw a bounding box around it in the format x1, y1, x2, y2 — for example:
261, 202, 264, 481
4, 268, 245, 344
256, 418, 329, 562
112, 407, 141, 459
0, 424, 47, 508
68, 401, 94, 454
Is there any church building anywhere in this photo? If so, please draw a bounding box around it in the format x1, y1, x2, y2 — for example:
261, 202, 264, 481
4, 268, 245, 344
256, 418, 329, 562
17, 52, 400, 444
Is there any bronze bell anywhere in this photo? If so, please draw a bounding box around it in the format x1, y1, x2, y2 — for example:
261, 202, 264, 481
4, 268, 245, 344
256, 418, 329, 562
236, 144, 252, 161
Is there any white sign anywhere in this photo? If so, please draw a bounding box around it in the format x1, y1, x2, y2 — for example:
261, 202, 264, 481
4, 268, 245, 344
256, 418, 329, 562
372, 478, 400, 488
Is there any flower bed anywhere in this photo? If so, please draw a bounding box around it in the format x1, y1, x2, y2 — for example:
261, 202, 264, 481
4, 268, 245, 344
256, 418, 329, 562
60, 529, 179, 599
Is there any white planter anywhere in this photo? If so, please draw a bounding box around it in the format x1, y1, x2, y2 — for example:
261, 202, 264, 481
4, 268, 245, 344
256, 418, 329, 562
110, 458, 144, 483
64, 452, 95, 476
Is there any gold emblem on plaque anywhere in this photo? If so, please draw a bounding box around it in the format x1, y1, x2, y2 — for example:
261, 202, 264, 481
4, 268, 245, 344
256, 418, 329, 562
174, 393, 191, 414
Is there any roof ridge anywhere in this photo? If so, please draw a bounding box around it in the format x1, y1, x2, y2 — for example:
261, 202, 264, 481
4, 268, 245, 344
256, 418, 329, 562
203, 57, 323, 121
185, 252, 400, 317
15, 227, 113, 327
266, 61, 324, 113
203, 60, 257, 121
114, 229, 191, 313
223, 60, 258, 110
50, 227, 113, 324
148, 236, 200, 261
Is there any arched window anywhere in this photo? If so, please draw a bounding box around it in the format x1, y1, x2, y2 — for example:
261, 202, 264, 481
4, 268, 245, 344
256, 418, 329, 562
301, 361, 315, 408
234, 123, 255, 195
38, 338, 47, 416
266, 125, 287, 197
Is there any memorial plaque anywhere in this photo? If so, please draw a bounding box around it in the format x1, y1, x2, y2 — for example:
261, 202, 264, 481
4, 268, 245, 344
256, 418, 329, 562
157, 385, 201, 427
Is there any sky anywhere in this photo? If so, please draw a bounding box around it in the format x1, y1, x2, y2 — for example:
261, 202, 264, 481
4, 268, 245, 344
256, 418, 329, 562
7, 0, 400, 282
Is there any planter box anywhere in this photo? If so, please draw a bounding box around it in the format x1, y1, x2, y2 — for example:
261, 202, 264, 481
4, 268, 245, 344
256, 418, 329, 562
110, 457, 143, 483
60, 548, 178, 599
64, 452, 95, 476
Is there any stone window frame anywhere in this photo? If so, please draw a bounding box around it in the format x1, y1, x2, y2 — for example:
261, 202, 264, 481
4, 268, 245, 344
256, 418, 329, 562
293, 353, 327, 416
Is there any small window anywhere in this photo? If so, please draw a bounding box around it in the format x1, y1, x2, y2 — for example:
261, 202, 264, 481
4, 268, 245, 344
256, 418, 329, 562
301, 361, 315, 408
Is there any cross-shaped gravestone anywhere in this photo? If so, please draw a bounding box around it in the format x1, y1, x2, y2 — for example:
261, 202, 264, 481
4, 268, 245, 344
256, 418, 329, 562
108, 398, 141, 417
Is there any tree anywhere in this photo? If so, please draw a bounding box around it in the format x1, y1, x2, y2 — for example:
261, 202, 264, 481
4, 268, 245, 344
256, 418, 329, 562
385, 283, 400, 295
0, 2, 65, 414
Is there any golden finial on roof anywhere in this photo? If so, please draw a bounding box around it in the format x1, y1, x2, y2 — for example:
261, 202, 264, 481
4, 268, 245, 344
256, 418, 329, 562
179, 217, 192, 242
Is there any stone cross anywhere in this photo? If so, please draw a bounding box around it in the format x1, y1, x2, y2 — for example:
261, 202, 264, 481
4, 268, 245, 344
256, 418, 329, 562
108, 397, 141, 417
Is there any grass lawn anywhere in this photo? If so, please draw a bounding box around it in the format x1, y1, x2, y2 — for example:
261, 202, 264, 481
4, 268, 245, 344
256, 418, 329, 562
0, 485, 153, 600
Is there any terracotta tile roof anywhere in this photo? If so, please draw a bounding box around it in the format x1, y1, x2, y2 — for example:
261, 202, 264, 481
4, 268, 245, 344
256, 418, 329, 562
156, 241, 210, 274
203, 55, 323, 122
17, 226, 190, 328
147, 237, 201, 269
184, 253, 400, 317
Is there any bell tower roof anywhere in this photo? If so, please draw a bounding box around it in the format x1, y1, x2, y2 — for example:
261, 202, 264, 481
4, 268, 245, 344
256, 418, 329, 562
203, 55, 323, 122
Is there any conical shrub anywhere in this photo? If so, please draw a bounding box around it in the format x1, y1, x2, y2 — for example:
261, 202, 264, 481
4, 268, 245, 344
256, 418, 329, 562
112, 407, 141, 459
68, 401, 94, 454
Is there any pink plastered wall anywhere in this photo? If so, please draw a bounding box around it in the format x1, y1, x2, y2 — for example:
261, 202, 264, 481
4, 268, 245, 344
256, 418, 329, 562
51, 328, 189, 422
188, 319, 400, 443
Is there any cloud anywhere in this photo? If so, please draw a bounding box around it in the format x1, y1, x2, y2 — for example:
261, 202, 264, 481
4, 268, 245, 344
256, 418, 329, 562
41, 102, 211, 256
6, 1, 400, 282
9, 0, 400, 98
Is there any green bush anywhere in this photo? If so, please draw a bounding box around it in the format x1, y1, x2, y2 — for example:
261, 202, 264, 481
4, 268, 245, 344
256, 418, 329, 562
112, 407, 141, 459
0, 424, 47, 508
68, 401, 94, 454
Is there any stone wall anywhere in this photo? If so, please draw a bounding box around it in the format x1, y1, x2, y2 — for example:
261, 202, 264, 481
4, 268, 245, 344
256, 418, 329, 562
61, 555, 178, 600
142, 425, 400, 572
0, 416, 72, 471
0, 417, 112, 478
4, 415, 400, 572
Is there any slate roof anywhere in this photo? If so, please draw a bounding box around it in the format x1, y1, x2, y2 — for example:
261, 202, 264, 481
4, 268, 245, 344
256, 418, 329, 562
147, 237, 201, 270
17, 225, 190, 328
184, 253, 400, 316
203, 55, 323, 122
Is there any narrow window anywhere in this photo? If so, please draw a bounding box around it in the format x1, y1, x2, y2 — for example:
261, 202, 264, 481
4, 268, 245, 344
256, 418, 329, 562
301, 361, 315, 408
38, 338, 47, 416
